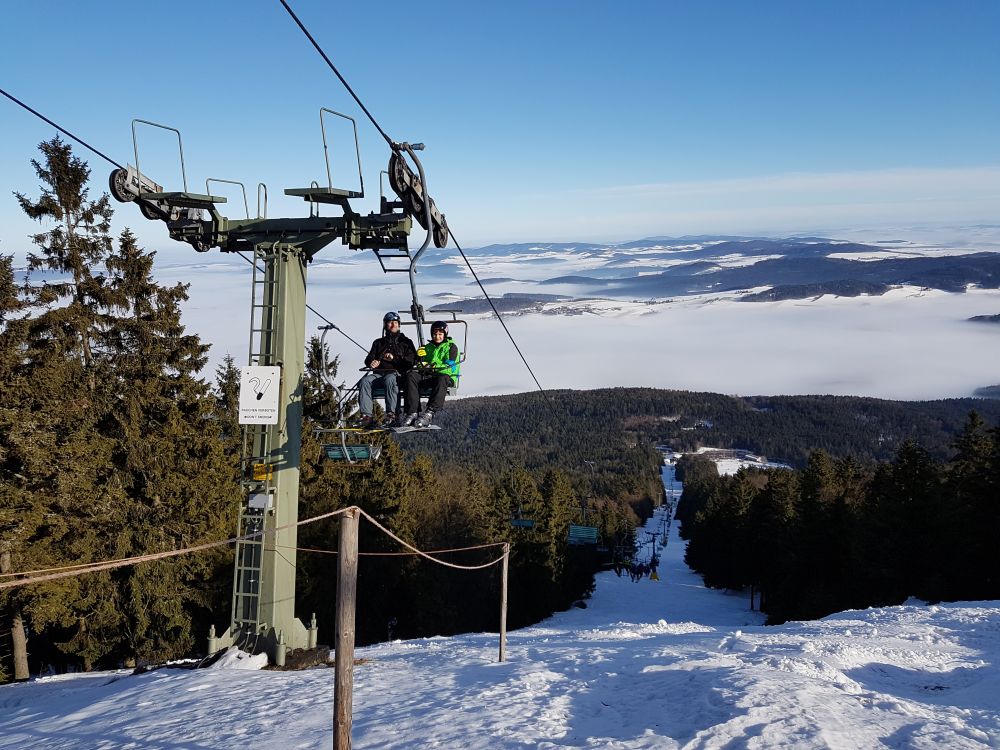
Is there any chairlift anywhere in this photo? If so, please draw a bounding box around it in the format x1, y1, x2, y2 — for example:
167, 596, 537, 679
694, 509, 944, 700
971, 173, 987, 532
314, 325, 383, 465
567, 524, 600, 546
567, 499, 600, 546
509, 502, 535, 530
370, 311, 468, 403
320, 128, 468, 425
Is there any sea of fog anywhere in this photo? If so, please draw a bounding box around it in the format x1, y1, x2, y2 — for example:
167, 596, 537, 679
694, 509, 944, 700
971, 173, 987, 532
159, 248, 1000, 401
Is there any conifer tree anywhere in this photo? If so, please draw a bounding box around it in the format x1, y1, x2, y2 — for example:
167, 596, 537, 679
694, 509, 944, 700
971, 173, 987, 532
92, 229, 236, 663
539, 469, 576, 581
15, 136, 114, 373
303, 335, 342, 422
0, 255, 31, 681
6, 141, 236, 669
213, 354, 242, 458
5, 138, 118, 670
944, 413, 995, 597
746, 468, 798, 614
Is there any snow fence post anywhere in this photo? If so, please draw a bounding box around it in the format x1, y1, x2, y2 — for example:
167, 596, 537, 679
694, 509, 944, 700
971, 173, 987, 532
334, 506, 360, 750
499, 542, 509, 663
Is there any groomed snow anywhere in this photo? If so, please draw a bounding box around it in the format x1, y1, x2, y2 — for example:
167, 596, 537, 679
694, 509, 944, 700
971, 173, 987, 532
3, 461, 999, 748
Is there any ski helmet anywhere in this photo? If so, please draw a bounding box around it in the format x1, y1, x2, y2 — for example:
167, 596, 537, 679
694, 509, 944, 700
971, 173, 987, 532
383, 311, 401, 323
430, 320, 448, 335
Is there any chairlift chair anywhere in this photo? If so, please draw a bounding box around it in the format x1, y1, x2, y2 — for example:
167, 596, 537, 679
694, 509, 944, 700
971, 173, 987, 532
314, 325, 383, 465
567, 524, 600, 546
568, 497, 600, 546
510, 502, 536, 530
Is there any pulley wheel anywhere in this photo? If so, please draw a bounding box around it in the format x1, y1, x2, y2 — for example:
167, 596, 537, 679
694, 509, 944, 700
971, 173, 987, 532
388, 153, 408, 198
138, 200, 161, 221
434, 218, 450, 248
405, 191, 426, 227
108, 168, 131, 203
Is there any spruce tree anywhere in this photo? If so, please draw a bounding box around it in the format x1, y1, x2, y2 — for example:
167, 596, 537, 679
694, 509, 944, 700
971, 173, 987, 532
6, 138, 118, 670
6, 141, 236, 669
0, 255, 31, 681
15, 136, 114, 373
90, 228, 236, 663
945, 413, 995, 598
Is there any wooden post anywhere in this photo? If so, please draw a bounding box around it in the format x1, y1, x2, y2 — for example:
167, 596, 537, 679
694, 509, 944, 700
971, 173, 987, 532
334, 507, 360, 750
0, 551, 29, 681
499, 543, 509, 663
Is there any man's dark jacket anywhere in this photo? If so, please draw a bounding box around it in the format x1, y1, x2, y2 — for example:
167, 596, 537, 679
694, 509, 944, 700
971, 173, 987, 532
364, 331, 417, 374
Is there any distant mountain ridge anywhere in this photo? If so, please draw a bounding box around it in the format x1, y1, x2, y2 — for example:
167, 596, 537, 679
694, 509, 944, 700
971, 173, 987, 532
459, 236, 1000, 304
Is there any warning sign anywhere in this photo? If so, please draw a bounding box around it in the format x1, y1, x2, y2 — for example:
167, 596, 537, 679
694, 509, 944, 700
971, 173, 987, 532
239, 366, 280, 425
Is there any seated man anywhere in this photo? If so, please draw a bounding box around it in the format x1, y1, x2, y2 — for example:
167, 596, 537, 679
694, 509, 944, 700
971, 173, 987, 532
398, 320, 460, 428
354, 311, 416, 428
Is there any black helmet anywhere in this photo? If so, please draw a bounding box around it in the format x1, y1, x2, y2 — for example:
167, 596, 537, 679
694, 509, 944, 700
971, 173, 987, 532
383, 311, 401, 323
430, 320, 448, 335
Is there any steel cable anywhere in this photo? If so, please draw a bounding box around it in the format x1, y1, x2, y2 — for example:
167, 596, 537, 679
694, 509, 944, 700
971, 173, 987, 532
277, 0, 396, 149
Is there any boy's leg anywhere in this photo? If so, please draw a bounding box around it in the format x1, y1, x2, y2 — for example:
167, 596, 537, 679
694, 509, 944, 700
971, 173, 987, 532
401, 370, 420, 414
425, 374, 449, 412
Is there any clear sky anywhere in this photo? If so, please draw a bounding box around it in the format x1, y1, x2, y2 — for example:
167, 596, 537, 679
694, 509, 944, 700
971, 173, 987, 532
1, 0, 998, 256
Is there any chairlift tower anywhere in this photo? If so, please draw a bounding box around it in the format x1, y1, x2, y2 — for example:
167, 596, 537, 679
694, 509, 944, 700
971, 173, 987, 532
108, 115, 441, 663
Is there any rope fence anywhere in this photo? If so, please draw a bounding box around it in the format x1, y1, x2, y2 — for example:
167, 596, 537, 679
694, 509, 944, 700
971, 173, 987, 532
0, 506, 510, 590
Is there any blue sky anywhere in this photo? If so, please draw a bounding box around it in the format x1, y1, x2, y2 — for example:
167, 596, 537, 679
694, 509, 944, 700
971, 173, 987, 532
2, 0, 998, 255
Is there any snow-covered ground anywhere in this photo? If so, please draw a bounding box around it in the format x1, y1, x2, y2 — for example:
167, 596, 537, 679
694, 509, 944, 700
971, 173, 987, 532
3, 461, 1000, 748
687, 448, 791, 477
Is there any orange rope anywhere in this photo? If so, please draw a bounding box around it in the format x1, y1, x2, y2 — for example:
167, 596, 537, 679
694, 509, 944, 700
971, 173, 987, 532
0, 507, 353, 590
357, 509, 507, 571
292, 541, 507, 557
1, 506, 510, 588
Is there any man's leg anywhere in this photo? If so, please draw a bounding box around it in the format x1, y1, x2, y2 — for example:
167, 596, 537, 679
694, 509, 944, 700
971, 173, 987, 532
358, 373, 375, 416
382, 373, 399, 415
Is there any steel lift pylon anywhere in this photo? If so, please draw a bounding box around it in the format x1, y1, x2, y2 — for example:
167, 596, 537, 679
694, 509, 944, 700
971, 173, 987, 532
109, 115, 442, 663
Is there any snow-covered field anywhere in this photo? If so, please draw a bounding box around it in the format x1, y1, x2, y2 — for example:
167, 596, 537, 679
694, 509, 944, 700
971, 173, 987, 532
3, 462, 999, 749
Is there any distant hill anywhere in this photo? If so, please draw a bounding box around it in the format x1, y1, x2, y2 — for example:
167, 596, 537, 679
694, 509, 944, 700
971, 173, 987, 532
430, 293, 568, 314
447, 237, 1000, 309
593, 251, 1000, 300
412, 388, 1000, 473
742, 280, 890, 301
969, 314, 1000, 323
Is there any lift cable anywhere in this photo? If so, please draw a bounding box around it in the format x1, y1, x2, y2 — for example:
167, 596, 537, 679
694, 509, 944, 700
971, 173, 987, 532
235, 251, 368, 353
306, 305, 367, 352
274, 3, 557, 412
449, 228, 557, 412
1, 86, 124, 170
278, 0, 395, 150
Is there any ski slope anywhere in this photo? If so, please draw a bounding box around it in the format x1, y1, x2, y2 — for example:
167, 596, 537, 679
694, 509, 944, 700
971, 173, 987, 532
2, 462, 999, 748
